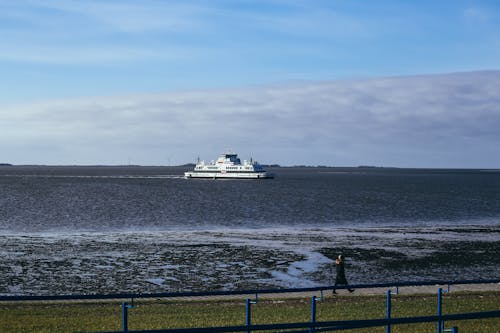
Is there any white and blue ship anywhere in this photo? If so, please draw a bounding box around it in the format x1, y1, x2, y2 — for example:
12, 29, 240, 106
184, 153, 273, 179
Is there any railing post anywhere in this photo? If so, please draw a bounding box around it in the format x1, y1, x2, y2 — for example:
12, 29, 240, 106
246, 298, 251, 333
122, 302, 129, 333
386, 289, 391, 333
437, 288, 444, 333
310, 295, 317, 333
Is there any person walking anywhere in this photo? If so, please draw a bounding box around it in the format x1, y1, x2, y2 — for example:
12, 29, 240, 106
333, 254, 354, 294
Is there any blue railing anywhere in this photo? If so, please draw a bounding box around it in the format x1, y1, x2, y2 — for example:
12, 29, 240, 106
1, 278, 499, 302
109, 286, 500, 333
96, 310, 500, 333
1, 279, 499, 333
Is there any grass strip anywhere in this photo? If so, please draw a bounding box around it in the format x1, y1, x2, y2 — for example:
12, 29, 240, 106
0, 291, 499, 333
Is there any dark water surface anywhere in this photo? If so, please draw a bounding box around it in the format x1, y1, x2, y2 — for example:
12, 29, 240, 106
1, 166, 499, 294
2, 166, 500, 232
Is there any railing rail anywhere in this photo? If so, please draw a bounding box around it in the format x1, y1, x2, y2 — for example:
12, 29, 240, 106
95, 310, 500, 333
2, 279, 499, 333
1, 278, 499, 302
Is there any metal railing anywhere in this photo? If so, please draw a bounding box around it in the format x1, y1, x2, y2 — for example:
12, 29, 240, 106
1, 278, 499, 302
95, 310, 500, 333
1, 279, 499, 333
109, 286, 500, 333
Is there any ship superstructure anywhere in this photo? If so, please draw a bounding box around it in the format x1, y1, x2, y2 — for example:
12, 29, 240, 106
184, 153, 273, 179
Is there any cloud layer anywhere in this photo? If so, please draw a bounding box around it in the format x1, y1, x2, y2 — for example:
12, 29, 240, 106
2, 71, 500, 167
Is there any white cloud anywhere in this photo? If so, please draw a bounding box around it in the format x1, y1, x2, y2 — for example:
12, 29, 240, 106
79, 1, 208, 33
463, 7, 493, 24
6, 0, 207, 33
2, 71, 500, 167
0, 0, 212, 65
0, 45, 166, 65
0, 0, 372, 66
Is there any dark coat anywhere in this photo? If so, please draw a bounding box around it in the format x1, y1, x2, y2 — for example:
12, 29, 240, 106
335, 259, 348, 285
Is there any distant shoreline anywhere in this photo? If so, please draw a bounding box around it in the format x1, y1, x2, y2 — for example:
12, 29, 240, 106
1, 164, 499, 171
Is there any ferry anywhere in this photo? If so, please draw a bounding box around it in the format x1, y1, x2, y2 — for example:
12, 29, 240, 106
184, 153, 273, 179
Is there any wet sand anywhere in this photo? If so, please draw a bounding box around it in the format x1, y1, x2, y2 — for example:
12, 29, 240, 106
1, 225, 499, 296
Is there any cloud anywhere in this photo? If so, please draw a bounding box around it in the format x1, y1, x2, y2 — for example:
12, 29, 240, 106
0, 45, 167, 65
3, 0, 206, 33
0, 0, 210, 65
0, 1, 372, 66
2, 71, 500, 167
463, 6, 494, 24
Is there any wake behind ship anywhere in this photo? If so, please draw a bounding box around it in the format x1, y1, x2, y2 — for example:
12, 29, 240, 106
184, 153, 273, 179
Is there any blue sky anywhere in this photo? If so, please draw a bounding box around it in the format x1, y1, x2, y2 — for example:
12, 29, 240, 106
1, 0, 500, 166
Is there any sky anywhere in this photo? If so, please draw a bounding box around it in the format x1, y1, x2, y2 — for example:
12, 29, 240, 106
1, 0, 500, 167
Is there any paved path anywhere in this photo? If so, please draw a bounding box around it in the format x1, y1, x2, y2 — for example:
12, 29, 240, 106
233, 283, 500, 301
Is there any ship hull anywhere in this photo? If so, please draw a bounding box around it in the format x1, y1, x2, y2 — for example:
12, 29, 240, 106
184, 171, 273, 179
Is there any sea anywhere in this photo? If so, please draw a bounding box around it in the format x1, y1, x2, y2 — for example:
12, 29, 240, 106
1, 165, 499, 295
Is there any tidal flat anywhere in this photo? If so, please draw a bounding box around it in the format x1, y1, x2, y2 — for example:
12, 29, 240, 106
1, 225, 499, 296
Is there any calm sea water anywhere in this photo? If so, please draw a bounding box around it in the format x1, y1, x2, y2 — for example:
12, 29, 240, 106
1, 166, 500, 233
1, 166, 499, 294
